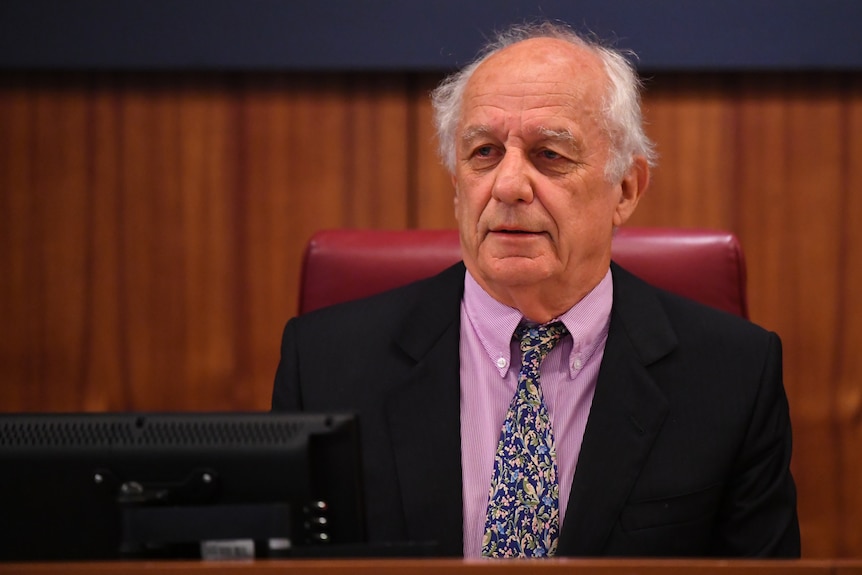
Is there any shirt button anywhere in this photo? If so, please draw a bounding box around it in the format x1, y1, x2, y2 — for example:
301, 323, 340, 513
572, 357, 583, 371
496, 357, 508, 369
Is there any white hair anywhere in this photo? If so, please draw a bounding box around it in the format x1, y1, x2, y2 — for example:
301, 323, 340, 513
430, 21, 657, 182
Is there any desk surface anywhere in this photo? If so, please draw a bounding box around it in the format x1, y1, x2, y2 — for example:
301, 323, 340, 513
2, 559, 862, 575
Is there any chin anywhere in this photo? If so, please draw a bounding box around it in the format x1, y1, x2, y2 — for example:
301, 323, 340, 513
480, 256, 556, 287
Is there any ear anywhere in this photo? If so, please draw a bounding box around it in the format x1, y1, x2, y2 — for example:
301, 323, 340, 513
612, 155, 650, 227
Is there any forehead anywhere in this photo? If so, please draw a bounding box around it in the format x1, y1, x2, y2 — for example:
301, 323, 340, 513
459, 38, 607, 134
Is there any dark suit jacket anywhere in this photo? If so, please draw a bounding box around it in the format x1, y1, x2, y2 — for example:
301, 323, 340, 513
272, 262, 800, 557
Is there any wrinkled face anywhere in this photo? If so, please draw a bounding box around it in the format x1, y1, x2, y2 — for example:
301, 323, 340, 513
453, 39, 639, 312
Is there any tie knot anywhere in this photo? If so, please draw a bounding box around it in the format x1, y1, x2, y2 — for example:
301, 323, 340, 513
515, 320, 568, 360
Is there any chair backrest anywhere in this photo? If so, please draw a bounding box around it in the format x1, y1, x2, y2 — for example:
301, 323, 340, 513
299, 228, 749, 318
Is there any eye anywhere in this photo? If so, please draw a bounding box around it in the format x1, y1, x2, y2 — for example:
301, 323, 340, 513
534, 147, 580, 176
466, 144, 501, 167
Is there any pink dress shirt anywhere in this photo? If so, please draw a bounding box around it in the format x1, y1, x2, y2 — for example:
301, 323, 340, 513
459, 269, 612, 557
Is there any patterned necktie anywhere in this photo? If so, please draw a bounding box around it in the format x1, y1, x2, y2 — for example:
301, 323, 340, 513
482, 320, 568, 558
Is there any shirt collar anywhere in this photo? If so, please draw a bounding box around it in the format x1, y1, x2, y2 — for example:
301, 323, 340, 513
463, 269, 613, 378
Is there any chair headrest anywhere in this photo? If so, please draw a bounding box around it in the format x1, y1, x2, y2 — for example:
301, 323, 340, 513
299, 228, 748, 319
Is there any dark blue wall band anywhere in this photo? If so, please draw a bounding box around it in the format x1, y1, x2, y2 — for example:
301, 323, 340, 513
1, 0, 860, 72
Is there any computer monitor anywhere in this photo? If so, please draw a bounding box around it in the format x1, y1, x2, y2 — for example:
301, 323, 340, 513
0, 411, 365, 561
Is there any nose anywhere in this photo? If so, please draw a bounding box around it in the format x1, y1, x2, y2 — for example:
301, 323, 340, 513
491, 149, 534, 204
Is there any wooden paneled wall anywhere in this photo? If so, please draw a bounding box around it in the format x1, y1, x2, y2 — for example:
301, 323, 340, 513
1, 72, 861, 557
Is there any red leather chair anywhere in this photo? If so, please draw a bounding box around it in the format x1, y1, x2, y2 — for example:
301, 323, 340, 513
299, 228, 749, 319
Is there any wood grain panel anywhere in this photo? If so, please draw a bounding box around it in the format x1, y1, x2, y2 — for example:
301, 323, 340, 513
236, 75, 411, 410
1, 71, 862, 557
0, 76, 91, 410
734, 75, 855, 558
0, 73, 411, 414
0, 78, 34, 409
634, 75, 736, 229
411, 75, 456, 229
835, 75, 862, 557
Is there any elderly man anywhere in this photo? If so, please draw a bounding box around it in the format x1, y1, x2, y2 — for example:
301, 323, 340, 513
272, 22, 799, 558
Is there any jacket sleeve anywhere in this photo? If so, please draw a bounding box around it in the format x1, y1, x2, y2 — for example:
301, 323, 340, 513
271, 317, 303, 411
713, 331, 801, 557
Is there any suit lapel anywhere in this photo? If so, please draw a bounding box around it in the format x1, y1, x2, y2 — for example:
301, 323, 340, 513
558, 264, 677, 555
384, 263, 465, 556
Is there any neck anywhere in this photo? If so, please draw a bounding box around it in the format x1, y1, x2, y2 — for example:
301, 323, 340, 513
481, 270, 608, 324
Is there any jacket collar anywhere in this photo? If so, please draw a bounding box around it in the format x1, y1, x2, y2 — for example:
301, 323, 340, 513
384, 262, 466, 556
558, 263, 676, 555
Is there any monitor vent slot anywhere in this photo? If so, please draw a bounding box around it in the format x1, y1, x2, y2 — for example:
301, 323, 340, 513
137, 420, 305, 446
0, 421, 134, 447
0, 417, 307, 448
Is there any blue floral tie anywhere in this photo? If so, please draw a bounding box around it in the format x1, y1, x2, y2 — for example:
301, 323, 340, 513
482, 321, 568, 558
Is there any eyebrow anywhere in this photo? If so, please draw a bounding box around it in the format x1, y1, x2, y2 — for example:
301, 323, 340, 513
459, 125, 494, 146
535, 127, 583, 153
458, 125, 583, 153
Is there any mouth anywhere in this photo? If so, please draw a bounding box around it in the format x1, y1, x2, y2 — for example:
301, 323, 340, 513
489, 227, 541, 235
